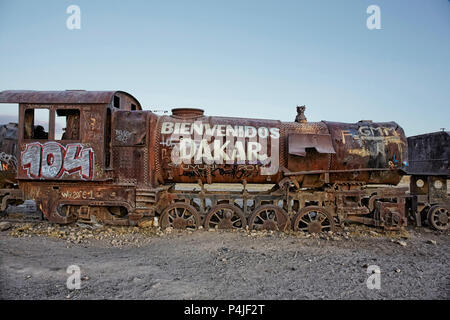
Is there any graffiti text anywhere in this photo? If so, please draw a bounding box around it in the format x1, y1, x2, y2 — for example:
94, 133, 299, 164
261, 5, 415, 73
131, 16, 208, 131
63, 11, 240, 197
21, 142, 94, 180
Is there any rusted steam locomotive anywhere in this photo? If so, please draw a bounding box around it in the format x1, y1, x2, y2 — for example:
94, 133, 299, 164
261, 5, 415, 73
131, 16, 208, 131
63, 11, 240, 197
0, 90, 448, 232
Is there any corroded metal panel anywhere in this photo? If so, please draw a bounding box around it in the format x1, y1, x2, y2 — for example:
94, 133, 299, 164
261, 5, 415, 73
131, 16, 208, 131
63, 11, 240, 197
1, 91, 427, 230
112, 111, 147, 146
323, 121, 407, 185
17, 104, 107, 182
288, 133, 336, 156
155, 110, 282, 184
407, 131, 450, 176
0, 90, 141, 109
0, 123, 18, 187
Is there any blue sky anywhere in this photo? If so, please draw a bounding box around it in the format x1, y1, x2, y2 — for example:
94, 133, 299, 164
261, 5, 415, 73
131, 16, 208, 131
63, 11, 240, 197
0, 0, 449, 136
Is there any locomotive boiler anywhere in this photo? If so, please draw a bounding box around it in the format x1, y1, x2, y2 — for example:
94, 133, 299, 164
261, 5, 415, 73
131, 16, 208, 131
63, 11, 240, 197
0, 90, 431, 232
156, 107, 406, 187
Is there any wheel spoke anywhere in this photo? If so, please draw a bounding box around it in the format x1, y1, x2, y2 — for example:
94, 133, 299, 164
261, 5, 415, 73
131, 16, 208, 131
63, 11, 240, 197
232, 219, 242, 225
213, 212, 222, 221
255, 213, 264, 224
170, 212, 178, 220
300, 217, 310, 225
231, 216, 239, 223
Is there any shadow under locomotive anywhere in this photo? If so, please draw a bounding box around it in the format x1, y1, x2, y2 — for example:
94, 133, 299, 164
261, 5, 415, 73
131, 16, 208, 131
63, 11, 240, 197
0, 90, 448, 232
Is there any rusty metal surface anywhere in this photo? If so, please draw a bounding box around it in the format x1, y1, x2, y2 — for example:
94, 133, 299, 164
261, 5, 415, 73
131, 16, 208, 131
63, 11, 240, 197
0, 90, 141, 109
156, 111, 282, 184
19, 181, 135, 224
292, 206, 335, 233
112, 110, 150, 187
407, 131, 450, 176
204, 203, 247, 230
407, 132, 449, 231
283, 121, 331, 187
427, 205, 449, 231
0, 188, 23, 211
160, 202, 200, 230
0, 123, 18, 187
288, 133, 336, 156
0, 90, 143, 224
171, 108, 204, 119
248, 204, 289, 231
17, 104, 107, 182
323, 121, 407, 185
154, 108, 409, 187
1, 89, 445, 232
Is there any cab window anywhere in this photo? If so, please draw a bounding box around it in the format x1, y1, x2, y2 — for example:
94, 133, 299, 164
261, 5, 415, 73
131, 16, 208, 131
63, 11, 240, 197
24, 108, 49, 139
55, 109, 80, 140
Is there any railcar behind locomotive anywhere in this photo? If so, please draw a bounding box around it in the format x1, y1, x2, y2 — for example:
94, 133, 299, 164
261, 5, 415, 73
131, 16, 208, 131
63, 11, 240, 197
0, 90, 447, 232
406, 131, 449, 230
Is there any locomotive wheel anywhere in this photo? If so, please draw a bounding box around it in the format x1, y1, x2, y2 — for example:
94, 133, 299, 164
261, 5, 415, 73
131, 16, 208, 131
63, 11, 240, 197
204, 204, 247, 230
160, 203, 200, 230
293, 206, 335, 233
248, 205, 289, 231
427, 205, 449, 231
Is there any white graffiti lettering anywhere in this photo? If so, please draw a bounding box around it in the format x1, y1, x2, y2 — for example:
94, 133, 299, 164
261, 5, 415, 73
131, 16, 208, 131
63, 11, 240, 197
21, 142, 94, 180
161, 122, 280, 139
21, 143, 42, 178
160, 137, 178, 147
60, 190, 95, 200
115, 129, 133, 143
41, 142, 64, 178
162, 121, 279, 175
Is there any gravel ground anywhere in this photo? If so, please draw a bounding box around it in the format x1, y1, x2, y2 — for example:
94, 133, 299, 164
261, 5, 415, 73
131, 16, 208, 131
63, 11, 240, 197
0, 221, 448, 300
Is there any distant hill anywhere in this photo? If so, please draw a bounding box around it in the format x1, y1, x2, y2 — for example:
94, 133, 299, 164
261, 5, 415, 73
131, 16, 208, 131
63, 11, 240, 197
0, 115, 18, 125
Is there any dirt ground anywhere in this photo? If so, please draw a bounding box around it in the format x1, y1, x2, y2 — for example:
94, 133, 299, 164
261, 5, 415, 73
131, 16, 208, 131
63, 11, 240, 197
0, 221, 448, 300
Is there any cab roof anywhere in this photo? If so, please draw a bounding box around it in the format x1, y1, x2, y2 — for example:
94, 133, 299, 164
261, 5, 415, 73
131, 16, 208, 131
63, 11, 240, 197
0, 90, 142, 109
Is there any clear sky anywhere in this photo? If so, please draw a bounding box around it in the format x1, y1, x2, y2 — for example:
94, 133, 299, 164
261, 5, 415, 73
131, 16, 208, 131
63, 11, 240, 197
0, 0, 449, 136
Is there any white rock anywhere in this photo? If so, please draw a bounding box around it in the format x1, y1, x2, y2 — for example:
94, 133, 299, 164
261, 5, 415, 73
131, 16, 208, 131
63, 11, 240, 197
397, 240, 407, 247
0, 221, 12, 231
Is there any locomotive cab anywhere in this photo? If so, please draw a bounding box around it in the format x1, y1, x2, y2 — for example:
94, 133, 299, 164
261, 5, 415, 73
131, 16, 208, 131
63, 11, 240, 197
0, 90, 144, 224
